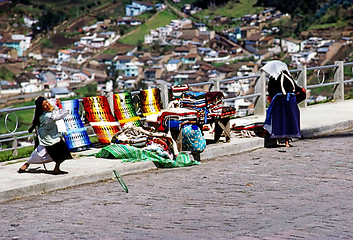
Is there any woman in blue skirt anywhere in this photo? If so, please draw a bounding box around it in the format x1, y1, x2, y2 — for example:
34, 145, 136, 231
262, 61, 305, 147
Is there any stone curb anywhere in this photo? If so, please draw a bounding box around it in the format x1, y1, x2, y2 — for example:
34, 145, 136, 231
0, 161, 157, 203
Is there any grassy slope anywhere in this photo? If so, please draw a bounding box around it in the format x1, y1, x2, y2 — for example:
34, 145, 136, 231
119, 9, 178, 45
200, 0, 263, 19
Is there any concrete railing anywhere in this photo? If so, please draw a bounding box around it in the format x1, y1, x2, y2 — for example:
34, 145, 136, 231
1, 61, 353, 156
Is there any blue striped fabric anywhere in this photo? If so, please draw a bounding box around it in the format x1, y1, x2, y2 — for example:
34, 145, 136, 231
61, 99, 91, 151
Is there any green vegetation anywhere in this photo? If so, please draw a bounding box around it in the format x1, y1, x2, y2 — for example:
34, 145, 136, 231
0, 146, 34, 163
200, 0, 263, 19
0, 67, 15, 81
74, 83, 98, 98
0, 101, 37, 135
119, 9, 178, 45
308, 22, 347, 30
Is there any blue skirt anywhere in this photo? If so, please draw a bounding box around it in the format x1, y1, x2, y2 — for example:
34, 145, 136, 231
264, 94, 301, 139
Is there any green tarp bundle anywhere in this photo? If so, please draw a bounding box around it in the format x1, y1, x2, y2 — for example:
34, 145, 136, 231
95, 144, 200, 168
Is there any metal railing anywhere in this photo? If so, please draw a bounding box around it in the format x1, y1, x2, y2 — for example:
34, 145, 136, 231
1, 61, 352, 157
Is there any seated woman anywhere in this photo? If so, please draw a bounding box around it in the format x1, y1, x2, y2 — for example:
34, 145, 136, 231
18, 96, 72, 174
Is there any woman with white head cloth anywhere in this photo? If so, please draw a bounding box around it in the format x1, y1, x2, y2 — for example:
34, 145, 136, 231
18, 96, 72, 174
261, 61, 306, 147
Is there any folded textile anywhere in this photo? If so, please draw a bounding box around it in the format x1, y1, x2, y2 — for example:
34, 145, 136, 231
206, 91, 224, 114
156, 108, 198, 131
111, 125, 179, 156
171, 84, 190, 100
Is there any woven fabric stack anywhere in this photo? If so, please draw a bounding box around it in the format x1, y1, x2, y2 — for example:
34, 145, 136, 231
180, 91, 206, 111
170, 84, 189, 100
205, 91, 224, 117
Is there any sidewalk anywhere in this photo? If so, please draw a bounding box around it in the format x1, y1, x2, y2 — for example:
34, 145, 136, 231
1, 99, 353, 203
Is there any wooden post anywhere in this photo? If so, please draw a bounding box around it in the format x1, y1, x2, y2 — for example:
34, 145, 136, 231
334, 61, 344, 101
214, 78, 220, 91
107, 91, 114, 116
12, 136, 18, 157
254, 71, 266, 116
160, 84, 169, 109
297, 65, 307, 108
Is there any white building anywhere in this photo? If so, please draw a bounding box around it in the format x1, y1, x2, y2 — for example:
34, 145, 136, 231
291, 51, 316, 66
281, 38, 301, 53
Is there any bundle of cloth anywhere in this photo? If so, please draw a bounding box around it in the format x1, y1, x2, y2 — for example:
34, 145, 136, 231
180, 91, 206, 111
156, 108, 199, 132
170, 84, 190, 100
99, 125, 200, 168
205, 91, 224, 117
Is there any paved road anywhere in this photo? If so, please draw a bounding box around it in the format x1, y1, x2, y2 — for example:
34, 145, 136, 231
1, 132, 352, 240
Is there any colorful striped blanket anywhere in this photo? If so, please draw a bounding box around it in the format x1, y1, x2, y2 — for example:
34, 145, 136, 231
139, 88, 163, 116
83, 96, 121, 144
113, 92, 141, 127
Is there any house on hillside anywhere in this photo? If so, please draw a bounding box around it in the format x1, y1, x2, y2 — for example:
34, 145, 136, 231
258, 36, 274, 46
40, 70, 57, 89
90, 54, 115, 67
0, 83, 22, 95
115, 55, 139, 71
0, 33, 31, 57
166, 59, 182, 72
70, 71, 94, 83
16, 72, 39, 85
170, 19, 193, 29
291, 51, 316, 66
215, 66, 233, 80
144, 67, 164, 80
280, 38, 301, 53
125, 62, 143, 77
301, 37, 330, 51
182, 53, 200, 65
241, 26, 261, 39
117, 17, 143, 26
58, 49, 73, 62
172, 70, 196, 85
16, 72, 43, 94
126, 1, 154, 16
144, 30, 159, 44
46, 87, 74, 99
236, 62, 258, 77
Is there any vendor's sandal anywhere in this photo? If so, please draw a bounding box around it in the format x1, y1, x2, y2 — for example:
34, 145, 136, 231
17, 164, 28, 173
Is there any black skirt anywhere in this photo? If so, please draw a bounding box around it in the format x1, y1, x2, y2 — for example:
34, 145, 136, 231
45, 139, 73, 164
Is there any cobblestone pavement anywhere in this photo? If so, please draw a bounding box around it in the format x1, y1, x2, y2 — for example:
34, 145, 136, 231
1, 133, 353, 240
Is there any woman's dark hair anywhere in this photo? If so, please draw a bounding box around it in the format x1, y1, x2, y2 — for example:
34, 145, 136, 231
28, 96, 46, 133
